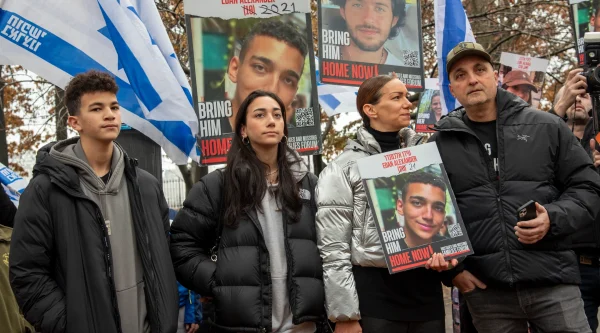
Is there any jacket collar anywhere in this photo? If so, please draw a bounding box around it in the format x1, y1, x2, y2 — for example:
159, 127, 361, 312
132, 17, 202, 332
344, 126, 383, 155
33, 138, 138, 193
434, 88, 528, 132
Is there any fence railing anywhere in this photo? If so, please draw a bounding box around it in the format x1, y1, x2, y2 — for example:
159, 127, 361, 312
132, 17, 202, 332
163, 178, 186, 210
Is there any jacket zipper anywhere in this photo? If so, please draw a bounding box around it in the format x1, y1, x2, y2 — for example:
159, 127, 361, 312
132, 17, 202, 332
246, 210, 269, 332
494, 121, 515, 287
125, 161, 166, 333
52, 181, 123, 333
436, 126, 515, 287
282, 209, 296, 324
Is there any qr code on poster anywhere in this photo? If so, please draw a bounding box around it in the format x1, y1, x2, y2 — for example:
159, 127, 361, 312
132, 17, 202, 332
402, 50, 419, 67
448, 223, 463, 238
295, 107, 314, 128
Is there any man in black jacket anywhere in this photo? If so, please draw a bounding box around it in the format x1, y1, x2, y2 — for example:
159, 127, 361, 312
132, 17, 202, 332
550, 72, 600, 331
9, 70, 178, 333
431, 42, 600, 333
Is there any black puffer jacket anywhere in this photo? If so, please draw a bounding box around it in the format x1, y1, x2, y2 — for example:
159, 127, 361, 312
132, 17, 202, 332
546, 111, 600, 250
9, 141, 179, 333
170, 167, 325, 332
431, 88, 600, 288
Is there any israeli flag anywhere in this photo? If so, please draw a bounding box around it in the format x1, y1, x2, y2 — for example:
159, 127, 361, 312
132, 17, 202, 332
316, 57, 359, 117
0, 0, 198, 164
434, 0, 475, 113
0, 162, 27, 207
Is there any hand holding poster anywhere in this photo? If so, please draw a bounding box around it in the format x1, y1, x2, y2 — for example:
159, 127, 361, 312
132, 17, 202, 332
498, 52, 549, 109
187, 3, 321, 164
415, 78, 442, 133
357, 143, 473, 273
317, 0, 424, 89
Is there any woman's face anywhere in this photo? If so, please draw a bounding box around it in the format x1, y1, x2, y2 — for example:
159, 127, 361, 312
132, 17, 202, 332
368, 79, 413, 131
241, 96, 285, 148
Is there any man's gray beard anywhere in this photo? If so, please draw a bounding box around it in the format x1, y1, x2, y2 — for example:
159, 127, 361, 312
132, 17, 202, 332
349, 31, 386, 52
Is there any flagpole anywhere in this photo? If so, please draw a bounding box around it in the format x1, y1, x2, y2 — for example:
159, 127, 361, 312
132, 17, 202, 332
0, 65, 8, 166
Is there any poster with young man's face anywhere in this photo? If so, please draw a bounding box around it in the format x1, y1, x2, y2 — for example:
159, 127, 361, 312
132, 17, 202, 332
357, 143, 473, 273
317, 0, 424, 90
186, 11, 321, 165
569, 0, 600, 66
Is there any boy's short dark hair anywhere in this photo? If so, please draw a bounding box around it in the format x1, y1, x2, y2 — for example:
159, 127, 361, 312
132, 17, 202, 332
400, 171, 447, 202
238, 20, 308, 62
64, 70, 119, 116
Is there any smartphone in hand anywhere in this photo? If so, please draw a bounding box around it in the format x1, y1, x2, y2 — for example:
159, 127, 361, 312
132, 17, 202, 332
517, 200, 537, 221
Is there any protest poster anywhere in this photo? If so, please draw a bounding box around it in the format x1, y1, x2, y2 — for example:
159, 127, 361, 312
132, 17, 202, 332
356, 142, 473, 273
498, 52, 549, 109
186, 6, 322, 164
415, 78, 442, 133
317, 0, 424, 90
568, 0, 600, 66
183, 0, 311, 20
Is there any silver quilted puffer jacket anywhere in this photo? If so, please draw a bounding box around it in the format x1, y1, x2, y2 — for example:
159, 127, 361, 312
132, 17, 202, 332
315, 126, 426, 322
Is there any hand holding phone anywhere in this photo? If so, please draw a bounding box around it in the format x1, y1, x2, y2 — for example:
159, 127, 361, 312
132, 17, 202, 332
517, 200, 537, 222
514, 201, 550, 244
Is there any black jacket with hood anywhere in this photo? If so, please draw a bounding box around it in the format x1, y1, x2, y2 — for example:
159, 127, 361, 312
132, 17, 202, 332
170, 156, 325, 332
430, 88, 600, 288
9, 139, 179, 333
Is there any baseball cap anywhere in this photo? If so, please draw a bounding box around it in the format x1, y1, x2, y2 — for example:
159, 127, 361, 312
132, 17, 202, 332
446, 42, 492, 77
502, 70, 538, 92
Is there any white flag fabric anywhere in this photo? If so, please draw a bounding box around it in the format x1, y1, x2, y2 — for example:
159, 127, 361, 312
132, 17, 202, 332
315, 57, 359, 117
0, 0, 198, 164
434, 0, 475, 114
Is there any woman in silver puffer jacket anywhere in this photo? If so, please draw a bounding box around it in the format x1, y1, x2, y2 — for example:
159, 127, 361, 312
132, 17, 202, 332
315, 74, 453, 333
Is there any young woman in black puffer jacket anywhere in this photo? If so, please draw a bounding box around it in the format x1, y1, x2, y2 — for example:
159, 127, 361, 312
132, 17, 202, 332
170, 90, 326, 333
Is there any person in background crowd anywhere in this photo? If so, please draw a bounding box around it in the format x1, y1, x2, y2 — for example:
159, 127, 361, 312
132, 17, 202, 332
170, 90, 325, 332
431, 41, 600, 333
316, 74, 456, 333
501, 70, 537, 105
590, 3, 600, 33
177, 282, 200, 333
550, 69, 600, 332
0, 187, 16, 228
551, 68, 599, 159
0, 189, 35, 333
9, 70, 179, 333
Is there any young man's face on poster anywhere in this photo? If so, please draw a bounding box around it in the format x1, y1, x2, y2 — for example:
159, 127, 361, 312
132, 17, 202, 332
228, 35, 305, 126
340, 0, 398, 52
397, 182, 446, 247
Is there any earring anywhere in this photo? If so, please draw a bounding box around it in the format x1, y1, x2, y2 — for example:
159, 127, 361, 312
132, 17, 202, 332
281, 136, 288, 143
242, 136, 250, 145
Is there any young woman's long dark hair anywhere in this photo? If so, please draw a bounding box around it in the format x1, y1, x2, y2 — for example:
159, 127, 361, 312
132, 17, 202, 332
223, 90, 303, 227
